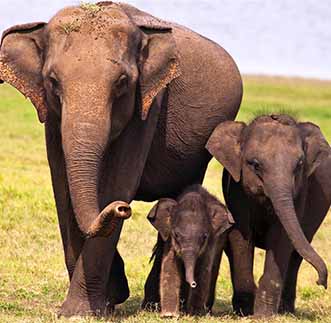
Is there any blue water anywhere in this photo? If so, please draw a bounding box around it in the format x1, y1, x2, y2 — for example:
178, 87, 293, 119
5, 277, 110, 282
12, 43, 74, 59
1, 0, 330, 79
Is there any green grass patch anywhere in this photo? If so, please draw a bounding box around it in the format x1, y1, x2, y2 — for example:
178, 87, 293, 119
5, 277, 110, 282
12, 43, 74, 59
0, 76, 330, 322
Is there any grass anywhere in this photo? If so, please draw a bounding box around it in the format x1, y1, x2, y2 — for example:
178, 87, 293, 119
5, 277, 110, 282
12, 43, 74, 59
0, 75, 330, 322
80, 2, 102, 13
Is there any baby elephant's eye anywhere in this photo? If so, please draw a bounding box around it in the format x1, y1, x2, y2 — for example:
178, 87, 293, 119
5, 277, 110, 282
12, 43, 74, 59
202, 233, 209, 242
295, 158, 304, 173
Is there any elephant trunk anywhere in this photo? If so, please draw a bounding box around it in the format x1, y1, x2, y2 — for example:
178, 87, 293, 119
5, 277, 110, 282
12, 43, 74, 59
266, 182, 328, 288
182, 251, 198, 289
62, 102, 131, 237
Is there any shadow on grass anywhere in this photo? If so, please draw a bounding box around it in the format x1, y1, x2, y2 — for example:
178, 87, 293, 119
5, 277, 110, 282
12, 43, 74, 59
113, 296, 238, 321
113, 296, 145, 319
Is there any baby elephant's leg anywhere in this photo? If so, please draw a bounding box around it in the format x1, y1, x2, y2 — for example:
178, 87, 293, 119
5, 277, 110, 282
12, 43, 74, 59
160, 247, 181, 318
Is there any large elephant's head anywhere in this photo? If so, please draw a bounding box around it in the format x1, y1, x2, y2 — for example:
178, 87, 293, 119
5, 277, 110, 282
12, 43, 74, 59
206, 114, 330, 288
0, 2, 180, 237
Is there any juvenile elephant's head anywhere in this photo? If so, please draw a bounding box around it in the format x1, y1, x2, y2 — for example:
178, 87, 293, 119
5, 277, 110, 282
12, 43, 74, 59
206, 114, 330, 288
148, 193, 233, 289
0, 2, 180, 237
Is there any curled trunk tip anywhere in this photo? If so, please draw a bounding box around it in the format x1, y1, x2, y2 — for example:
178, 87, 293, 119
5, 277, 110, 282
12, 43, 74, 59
268, 187, 328, 289
86, 201, 131, 238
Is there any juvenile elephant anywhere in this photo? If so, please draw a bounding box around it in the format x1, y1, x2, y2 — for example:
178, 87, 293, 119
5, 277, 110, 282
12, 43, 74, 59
0, 1, 242, 317
144, 185, 234, 317
206, 114, 331, 317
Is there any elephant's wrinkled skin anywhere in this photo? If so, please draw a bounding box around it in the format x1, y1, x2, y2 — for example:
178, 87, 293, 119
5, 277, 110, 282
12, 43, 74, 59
206, 114, 331, 317
143, 185, 233, 317
0, 2, 242, 317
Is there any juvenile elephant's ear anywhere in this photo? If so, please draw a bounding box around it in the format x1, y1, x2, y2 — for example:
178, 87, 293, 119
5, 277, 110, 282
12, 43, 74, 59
206, 197, 235, 235
147, 198, 177, 241
120, 3, 181, 120
299, 122, 330, 176
206, 121, 246, 182
0, 22, 47, 122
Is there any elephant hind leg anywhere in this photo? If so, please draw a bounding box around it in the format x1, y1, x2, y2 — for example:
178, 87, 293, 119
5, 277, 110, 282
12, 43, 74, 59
106, 248, 130, 309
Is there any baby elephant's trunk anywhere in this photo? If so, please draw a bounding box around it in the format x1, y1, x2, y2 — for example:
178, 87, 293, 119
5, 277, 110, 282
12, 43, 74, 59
182, 252, 198, 289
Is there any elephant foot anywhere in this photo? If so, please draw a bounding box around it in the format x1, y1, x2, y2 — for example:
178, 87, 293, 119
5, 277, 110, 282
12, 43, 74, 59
107, 285, 129, 308
232, 292, 254, 316
106, 249, 130, 307
254, 294, 279, 317
278, 299, 295, 314
58, 297, 111, 318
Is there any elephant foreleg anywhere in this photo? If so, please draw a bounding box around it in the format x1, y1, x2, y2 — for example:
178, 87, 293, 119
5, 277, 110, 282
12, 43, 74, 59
206, 236, 227, 312
160, 246, 181, 318
59, 223, 123, 317
226, 228, 256, 316
254, 226, 294, 317
106, 248, 129, 310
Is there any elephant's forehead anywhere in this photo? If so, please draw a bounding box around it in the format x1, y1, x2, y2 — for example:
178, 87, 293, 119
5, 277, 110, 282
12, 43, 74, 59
48, 4, 135, 37
246, 122, 302, 148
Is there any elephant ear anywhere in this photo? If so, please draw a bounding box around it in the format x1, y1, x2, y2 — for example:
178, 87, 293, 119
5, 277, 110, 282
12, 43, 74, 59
299, 122, 330, 176
147, 198, 177, 241
206, 121, 246, 182
120, 3, 181, 120
209, 203, 234, 236
0, 22, 47, 123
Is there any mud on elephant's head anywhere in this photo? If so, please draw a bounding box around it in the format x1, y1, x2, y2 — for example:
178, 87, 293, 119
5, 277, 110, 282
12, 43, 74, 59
0, 2, 180, 237
147, 185, 233, 289
206, 114, 330, 288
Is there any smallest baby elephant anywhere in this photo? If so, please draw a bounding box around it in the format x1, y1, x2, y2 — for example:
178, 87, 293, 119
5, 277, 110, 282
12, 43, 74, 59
145, 185, 234, 317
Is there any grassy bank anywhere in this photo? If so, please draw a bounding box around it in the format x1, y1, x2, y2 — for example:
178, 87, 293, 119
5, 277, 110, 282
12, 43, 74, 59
0, 75, 330, 322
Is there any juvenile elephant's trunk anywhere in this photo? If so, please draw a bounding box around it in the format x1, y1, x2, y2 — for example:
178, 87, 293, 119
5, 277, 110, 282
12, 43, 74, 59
62, 101, 131, 237
266, 183, 328, 288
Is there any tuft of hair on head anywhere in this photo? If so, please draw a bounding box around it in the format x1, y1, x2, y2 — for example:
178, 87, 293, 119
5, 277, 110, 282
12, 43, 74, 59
249, 106, 300, 126
60, 20, 81, 34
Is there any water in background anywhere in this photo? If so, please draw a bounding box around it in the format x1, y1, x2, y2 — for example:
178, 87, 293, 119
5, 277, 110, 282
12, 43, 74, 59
1, 0, 330, 79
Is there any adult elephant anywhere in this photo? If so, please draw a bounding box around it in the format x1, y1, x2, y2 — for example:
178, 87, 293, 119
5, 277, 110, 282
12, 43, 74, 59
0, 2, 242, 317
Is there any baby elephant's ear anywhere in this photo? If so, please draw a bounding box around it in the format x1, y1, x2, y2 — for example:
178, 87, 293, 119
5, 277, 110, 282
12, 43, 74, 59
299, 122, 330, 176
147, 198, 177, 241
209, 203, 235, 236
206, 121, 246, 182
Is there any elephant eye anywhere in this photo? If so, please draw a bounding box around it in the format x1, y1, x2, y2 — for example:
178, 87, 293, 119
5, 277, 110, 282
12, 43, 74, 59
247, 158, 262, 173
50, 76, 59, 89
295, 157, 304, 172
114, 74, 128, 97
47, 74, 61, 96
